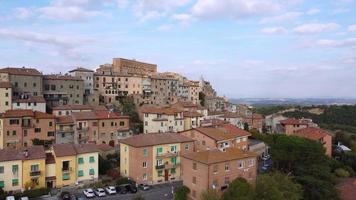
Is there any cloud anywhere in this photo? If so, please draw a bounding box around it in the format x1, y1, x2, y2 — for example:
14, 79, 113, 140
306, 8, 320, 15
157, 24, 173, 31
332, 8, 349, 14
303, 38, 356, 48
293, 23, 339, 34
348, 25, 356, 32
172, 13, 193, 24
261, 27, 287, 34
260, 11, 302, 24
191, 0, 281, 20
14, 7, 33, 19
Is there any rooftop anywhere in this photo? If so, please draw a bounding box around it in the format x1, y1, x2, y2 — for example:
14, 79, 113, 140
294, 127, 330, 141
43, 74, 83, 81
13, 96, 46, 103
0, 146, 46, 162
194, 125, 250, 141
182, 148, 256, 165
53, 143, 98, 157
69, 67, 94, 73
141, 106, 183, 115
119, 133, 194, 147
184, 111, 203, 118
71, 110, 128, 120
280, 118, 308, 125
56, 116, 74, 124
2, 109, 55, 119
0, 67, 42, 76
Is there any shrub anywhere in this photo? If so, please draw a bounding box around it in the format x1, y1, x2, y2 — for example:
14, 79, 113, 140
21, 188, 51, 198
174, 185, 190, 200
334, 168, 350, 178
116, 177, 130, 185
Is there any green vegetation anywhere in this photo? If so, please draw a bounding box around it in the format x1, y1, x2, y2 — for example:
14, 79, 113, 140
174, 185, 190, 200
221, 178, 254, 200
119, 96, 143, 133
199, 92, 206, 107
200, 189, 220, 200
133, 194, 145, 200
253, 105, 296, 116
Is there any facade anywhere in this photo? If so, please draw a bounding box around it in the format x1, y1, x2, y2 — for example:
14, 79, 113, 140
181, 148, 257, 200
186, 81, 200, 105
150, 74, 179, 106
0, 110, 55, 149
119, 133, 195, 185
180, 124, 251, 151
68, 67, 94, 95
183, 111, 204, 131
279, 118, 309, 135
12, 95, 46, 112
55, 116, 75, 144
112, 58, 157, 75
220, 112, 244, 129
142, 107, 184, 134
0, 82, 12, 113
71, 111, 130, 146
265, 114, 288, 134
0, 67, 43, 97
52, 104, 106, 117
243, 113, 264, 132
43, 75, 84, 107
293, 127, 332, 156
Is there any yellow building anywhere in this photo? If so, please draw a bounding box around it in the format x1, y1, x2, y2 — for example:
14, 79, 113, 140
22, 146, 46, 190
0, 150, 23, 192
75, 145, 99, 183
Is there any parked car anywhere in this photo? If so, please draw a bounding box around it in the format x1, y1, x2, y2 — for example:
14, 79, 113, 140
125, 184, 137, 193
83, 188, 95, 198
94, 188, 106, 197
5, 196, 15, 200
73, 194, 87, 200
19, 197, 29, 200
59, 192, 71, 200
138, 184, 150, 191
115, 185, 127, 194
105, 186, 117, 195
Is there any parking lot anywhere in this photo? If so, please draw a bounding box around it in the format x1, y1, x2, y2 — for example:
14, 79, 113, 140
36, 181, 182, 200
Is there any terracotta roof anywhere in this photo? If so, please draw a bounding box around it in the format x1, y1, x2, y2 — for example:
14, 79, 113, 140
194, 126, 249, 142
141, 107, 183, 115
223, 112, 242, 118
280, 118, 308, 125
53, 104, 94, 111
220, 124, 251, 137
74, 144, 99, 154
0, 149, 23, 162
0, 146, 45, 162
43, 74, 83, 81
34, 111, 55, 119
13, 96, 46, 103
336, 178, 356, 200
119, 133, 194, 147
53, 144, 77, 157
184, 111, 203, 118
0, 81, 12, 88
182, 148, 256, 165
172, 101, 197, 108
97, 144, 115, 152
208, 111, 225, 116
69, 67, 94, 73
201, 119, 226, 127
72, 111, 128, 120
294, 127, 330, 141
56, 116, 74, 124
1, 109, 53, 118
0, 67, 42, 76
22, 146, 46, 160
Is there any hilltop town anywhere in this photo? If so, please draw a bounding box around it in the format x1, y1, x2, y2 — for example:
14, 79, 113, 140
0, 58, 354, 200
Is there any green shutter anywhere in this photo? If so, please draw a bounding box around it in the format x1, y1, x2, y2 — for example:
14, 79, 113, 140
158, 170, 163, 177
0, 181, 4, 188
12, 165, 18, 174
156, 147, 163, 155
78, 157, 84, 164
171, 168, 176, 174
143, 149, 148, 157
89, 168, 95, 175
171, 146, 176, 152
89, 156, 95, 163
12, 179, 18, 186
171, 157, 177, 165
63, 173, 70, 180
78, 170, 84, 177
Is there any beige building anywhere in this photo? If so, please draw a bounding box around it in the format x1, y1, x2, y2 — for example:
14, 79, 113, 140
52, 104, 107, 117
149, 74, 179, 106
43, 75, 84, 107
186, 81, 200, 105
68, 67, 94, 95
181, 148, 257, 200
12, 95, 46, 112
112, 58, 157, 75
0, 82, 12, 113
119, 133, 194, 185
0, 67, 43, 97
141, 107, 184, 134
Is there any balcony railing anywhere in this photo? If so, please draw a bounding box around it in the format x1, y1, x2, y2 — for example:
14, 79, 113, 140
156, 151, 179, 158
155, 165, 165, 170
62, 167, 72, 173
30, 171, 41, 177
155, 163, 180, 170
76, 127, 89, 132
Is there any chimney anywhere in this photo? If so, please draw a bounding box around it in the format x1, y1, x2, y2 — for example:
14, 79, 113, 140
23, 149, 29, 158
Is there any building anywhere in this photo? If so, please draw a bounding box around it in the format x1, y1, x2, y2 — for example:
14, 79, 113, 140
243, 113, 264, 132
52, 104, 107, 117
181, 148, 257, 200
264, 114, 288, 134
0, 110, 56, 149
183, 111, 204, 131
0, 67, 43, 97
149, 74, 179, 106
68, 67, 94, 95
22, 146, 46, 190
112, 58, 157, 75
119, 133, 195, 185
293, 127, 332, 156
220, 112, 244, 129
248, 139, 269, 158
12, 95, 46, 112
180, 124, 251, 151
186, 81, 200, 105
0, 82, 12, 113
141, 107, 184, 134
55, 116, 75, 144
279, 118, 309, 135
0, 148, 24, 192
43, 75, 84, 107
71, 111, 130, 145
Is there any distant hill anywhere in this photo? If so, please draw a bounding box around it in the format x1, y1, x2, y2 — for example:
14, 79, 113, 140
231, 98, 356, 106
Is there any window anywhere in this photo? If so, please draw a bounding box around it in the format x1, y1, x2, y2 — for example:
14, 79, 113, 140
78, 157, 84, 164
171, 168, 176, 174
193, 163, 197, 170
143, 173, 148, 181
143, 148, 148, 157
143, 162, 147, 168
12, 130, 16, 136
24, 130, 28, 137
225, 163, 230, 171
184, 144, 189, 150
102, 122, 105, 127
0, 166, 3, 174
89, 156, 95, 163
49, 121, 53, 127
5, 93, 8, 97
12, 179, 19, 186
0, 181, 4, 188
156, 147, 163, 155
248, 159, 254, 167
192, 176, 196, 184
12, 165, 18, 175
213, 165, 218, 174
63, 173, 70, 180
5, 101, 8, 106
170, 145, 177, 152
238, 161, 244, 169
158, 170, 163, 177
224, 177, 230, 185
171, 157, 177, 165
9, 119, 19, 125
47, 132, 55, 137
145, 121, 148, 126
89, 168, 95, 175
78, 170, 84, 177
120, 121, 125, 126
35, 128, 41, 133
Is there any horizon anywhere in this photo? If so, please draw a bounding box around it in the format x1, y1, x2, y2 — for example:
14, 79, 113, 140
1, 0, 356, 98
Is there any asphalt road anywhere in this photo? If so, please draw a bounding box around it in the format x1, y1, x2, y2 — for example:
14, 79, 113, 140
36, 181, 182, 200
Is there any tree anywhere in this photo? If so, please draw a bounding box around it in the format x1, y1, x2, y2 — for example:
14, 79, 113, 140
200, 189, 220, 200
119, 96, 143, 133
199, 92, 206, 106
133, 194, 145, 200
98, 155, 111, 175
221, 178, 254, 200
244, 122, 249, 131
255, 172, 303, 200
174, 185, 190, 200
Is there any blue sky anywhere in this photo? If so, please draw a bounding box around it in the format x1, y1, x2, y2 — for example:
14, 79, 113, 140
0, 0, 356, 98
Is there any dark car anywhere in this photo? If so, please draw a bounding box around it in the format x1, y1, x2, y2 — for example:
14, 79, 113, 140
59, 192, 71, 200
138, 184, 150, 191
73, 194, 87, 200
125, 184, 137, 193
115, 185, 128, 194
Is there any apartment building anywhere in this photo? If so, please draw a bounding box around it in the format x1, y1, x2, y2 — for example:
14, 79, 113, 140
0, 110, 55, 149
279, 118, 309, 135
0, 67, 43, 97
180, 124, 251, 151
112, 58, 157, 75
181, 148, 257, 200
43, 75, 84, 107
242, 113, 264, 132
171, 101, 207, 130
71, 111, 130, 145
186, 81, 200, 105
0, 82, 12, 113
68, 67, 94, 95
220, 112, 244, 129
119, 133, 194, 185
150, 74, 179, 105
12, 95, 46, 112
294, 127, 332, 156
142, 107, 184, 134
55, 116, 75, 144
52, 104, 107, 117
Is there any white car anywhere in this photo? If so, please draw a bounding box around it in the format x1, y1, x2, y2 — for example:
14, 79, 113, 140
105, 186, 117, 195
83, 188, 95, 198
20, 198, 29, 200
5, 196, 15, 200
95, 188, 106, 197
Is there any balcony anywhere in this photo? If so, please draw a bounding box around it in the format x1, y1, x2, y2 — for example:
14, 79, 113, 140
155, 163, 180, 170
30, 171, 41, 177
77, 136, 89, 142
76, 127, 89, 132
155, 165, 165, 170
62, 167, 72, 173
156, 151, 179, 159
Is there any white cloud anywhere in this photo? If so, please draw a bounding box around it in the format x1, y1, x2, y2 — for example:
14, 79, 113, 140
172, 13, 192, 24
306, 38, 356, 48
14, 7, 33, 19
191, 0, 281, 20
306, 8, 320, 15
117, 0, 129, 8
293, 23, 339, 34
260, 12, 302, 24
261, 27, 287, 34
157, 24, 173, 31
348, 25, 356, 32
332, 8, 349, 14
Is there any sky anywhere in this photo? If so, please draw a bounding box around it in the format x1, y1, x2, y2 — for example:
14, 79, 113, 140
0, 0, 356, 99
